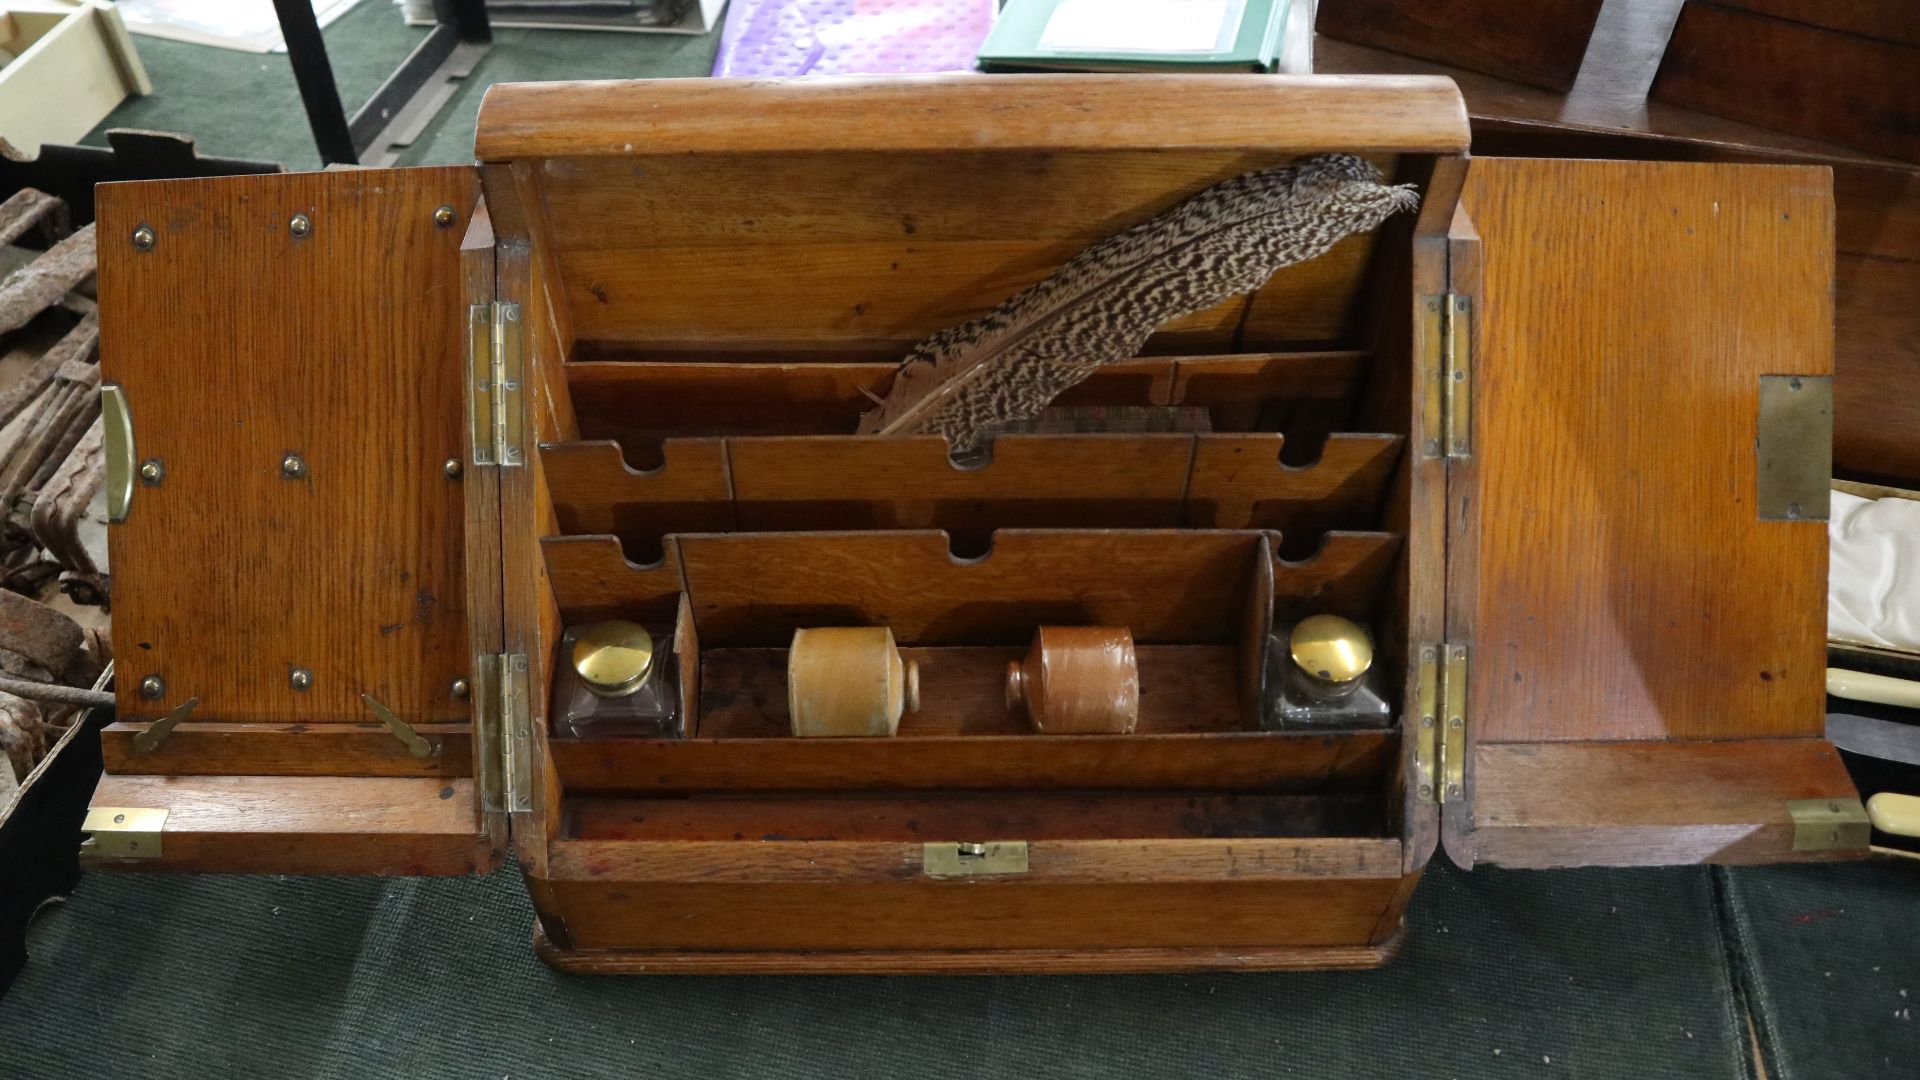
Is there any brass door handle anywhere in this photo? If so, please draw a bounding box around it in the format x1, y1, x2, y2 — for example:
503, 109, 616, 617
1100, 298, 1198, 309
103, 383, 135, 522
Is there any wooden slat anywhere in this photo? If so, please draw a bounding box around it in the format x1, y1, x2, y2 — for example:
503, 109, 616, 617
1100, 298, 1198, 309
541, 534, 683, 621
475, 75, 1470, 159
1185, 433, 1403, 532
547, 729, 1395, 793
1464, 740, 1865, 868
676, 529, 1262, 646
82, 775, 491, 875
1454, 159, 1831, 744
100, 723, 472, 778
541, 438, 736, 544
1318, 0, 1605, 91
532, 935, 1403, 975
728, 435, 1196, 533
1652, 1, 1919, 164
566, 358, 1182, 441
548, 835, 1401, 883
566, 793, 1383, 845
97, 169, 478, 725
534, 877, 1407, 952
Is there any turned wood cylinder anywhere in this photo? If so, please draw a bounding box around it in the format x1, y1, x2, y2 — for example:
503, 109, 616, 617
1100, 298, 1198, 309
787, 627, 921, 737
1005, 626, 1139, 734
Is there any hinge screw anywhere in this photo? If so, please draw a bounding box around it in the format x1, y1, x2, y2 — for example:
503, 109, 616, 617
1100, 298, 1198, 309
131, 224, 156, 250
444, 458, 462, 479
451, 677, 471, 699
433, 205, 457, 229
1447, 783, 1462, 798
957, 843, 987, 858
138, 675, 165, 700
290, 668, 313, 691
281, 453, 307, 479
289, 213, 312, 237
138, 459, 165, 485
1419, 783, 1433, 799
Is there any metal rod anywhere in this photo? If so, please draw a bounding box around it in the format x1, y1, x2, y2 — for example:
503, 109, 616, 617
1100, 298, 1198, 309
271, 0, 358, 165
0, 673, 113, 709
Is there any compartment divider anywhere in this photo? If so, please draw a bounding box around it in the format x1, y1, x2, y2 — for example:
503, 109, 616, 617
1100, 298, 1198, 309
539, 431, 1403, 557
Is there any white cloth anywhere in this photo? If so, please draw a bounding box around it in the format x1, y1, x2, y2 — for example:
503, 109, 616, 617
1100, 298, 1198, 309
1829, 490, 1920, 651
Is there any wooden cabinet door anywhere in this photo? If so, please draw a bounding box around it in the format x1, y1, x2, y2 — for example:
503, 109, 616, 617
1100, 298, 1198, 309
1441, 157, 1864, 869
88, 167, 504, 875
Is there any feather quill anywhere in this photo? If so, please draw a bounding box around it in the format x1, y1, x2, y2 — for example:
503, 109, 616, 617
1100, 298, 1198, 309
856, 154, 1420, 453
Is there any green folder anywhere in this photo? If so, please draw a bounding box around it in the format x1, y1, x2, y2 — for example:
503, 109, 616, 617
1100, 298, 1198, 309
977, 0, 1297, 74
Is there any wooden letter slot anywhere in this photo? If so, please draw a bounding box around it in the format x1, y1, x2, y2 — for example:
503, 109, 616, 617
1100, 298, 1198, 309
85, 75, 1862, 972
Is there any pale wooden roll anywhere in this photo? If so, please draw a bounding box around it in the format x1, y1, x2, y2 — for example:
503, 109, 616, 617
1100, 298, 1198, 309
1005, 626, 1139, 734
787, 627, 921, 737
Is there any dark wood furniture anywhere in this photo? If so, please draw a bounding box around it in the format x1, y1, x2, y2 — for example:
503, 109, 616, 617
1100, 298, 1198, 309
1318, 2, 1920, 486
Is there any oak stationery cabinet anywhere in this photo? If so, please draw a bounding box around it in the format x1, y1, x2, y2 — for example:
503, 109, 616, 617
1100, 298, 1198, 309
81, 75, 1864, 973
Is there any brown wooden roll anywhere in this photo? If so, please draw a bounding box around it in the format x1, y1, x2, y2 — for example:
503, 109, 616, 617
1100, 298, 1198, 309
787, 627, 921, 737
1005, 626, 1139, 734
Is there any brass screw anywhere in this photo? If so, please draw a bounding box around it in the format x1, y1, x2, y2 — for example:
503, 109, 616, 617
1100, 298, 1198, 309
138, 459, 165, 485
131, 225, 156, 250
433, 205, 456, 229
138, 675, 165, 700
281, 453, 307, 479
957, 843, 987, 858
443, 458, 462, 479
289, 213, 312, 237
451, 677, 471, 700
290, 668, 313, 691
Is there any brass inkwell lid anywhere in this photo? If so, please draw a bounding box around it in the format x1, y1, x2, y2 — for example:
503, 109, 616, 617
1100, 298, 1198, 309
1289, 614, 1373, 686
572, 620, 655, 697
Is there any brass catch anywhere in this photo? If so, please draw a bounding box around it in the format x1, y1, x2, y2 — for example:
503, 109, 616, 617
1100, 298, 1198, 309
361, 693, 436, 758
130, 696, 200, 755
922, 840, 1029, 878
80, 807, 168, 859
1787, 798, 1870, 852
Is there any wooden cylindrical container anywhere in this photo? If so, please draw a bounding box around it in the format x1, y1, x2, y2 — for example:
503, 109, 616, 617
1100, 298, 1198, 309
1005, 626, 1139, 734
787, 627, 921, 737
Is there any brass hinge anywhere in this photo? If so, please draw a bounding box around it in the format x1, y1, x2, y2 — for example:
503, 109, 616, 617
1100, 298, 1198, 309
1420, 293, 1473, 459
476, 652, 533, 814
1416, 642, 1469, 805
468, 302, 525, 468
923, 840, 1029, 877
80, 807, 168, 859
1438, 643, 1468, 803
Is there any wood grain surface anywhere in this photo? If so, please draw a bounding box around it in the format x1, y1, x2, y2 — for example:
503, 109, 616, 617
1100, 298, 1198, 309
100, 722, 472, 778
1318, 0, 1605, 91
532, 877, 1407, 952
97, 169, 479, 725
1453, 158, 1831, 744
675, 529, 1263, 647
531, 932, 1404, 975
533, 149, 1397, 353
1462, 739, 1865, 867
547, 728, 1396, 794
565, 793, 1385, 845
476, 75, 1469, 159
83, 774, 490, 875
1652, 1, 1919, 163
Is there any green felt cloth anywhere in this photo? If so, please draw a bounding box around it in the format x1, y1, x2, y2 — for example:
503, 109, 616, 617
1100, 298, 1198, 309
82, 0, 722, 171
1717, 862, 1920, 1080
0, 861, 1754, 1079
